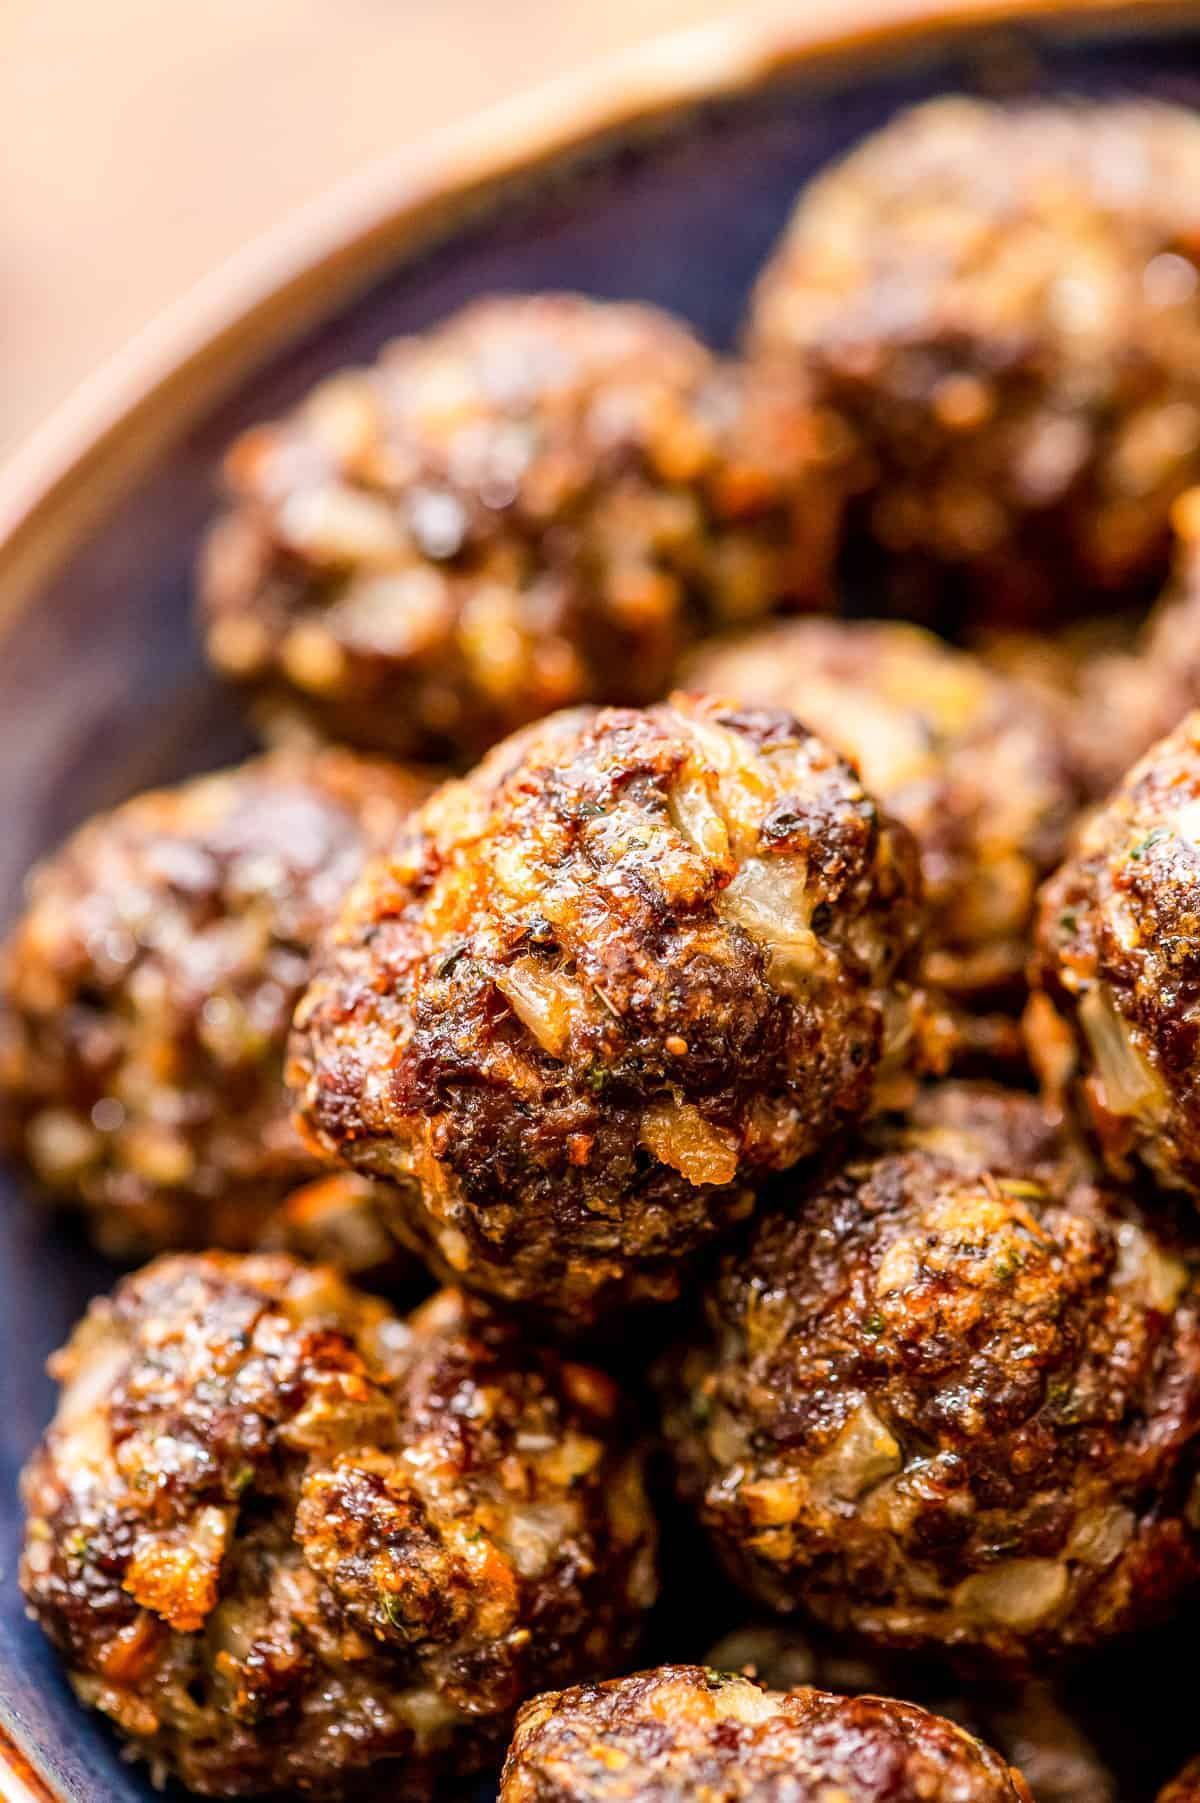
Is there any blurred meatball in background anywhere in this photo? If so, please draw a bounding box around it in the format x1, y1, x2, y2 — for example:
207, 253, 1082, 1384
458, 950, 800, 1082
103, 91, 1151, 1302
684, 617, 1080, 1059
200, 293, 849, 765
749, 97, 1200, 625
0, 749, 430, 1258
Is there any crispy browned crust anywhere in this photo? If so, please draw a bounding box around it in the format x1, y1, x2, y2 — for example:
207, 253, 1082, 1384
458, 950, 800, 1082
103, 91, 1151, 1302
684, 618, 1080, 1011
1032, 710, 1200, 1197
289, 695, 924, 1327
704, 1627, 1116, 1803
749, 97, 1200, 623
19, 1254, 656, 1797
199, 293, 847, 765
499, 1665, 1033, 1803
0, 748, 430, 1257
658, 1082, 1200, 1668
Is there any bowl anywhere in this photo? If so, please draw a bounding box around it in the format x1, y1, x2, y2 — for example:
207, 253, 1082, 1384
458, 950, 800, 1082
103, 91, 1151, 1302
3, 4, 1200, 1798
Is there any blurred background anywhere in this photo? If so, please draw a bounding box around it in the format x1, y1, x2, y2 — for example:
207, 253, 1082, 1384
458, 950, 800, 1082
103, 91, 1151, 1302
0, 0, 767, 464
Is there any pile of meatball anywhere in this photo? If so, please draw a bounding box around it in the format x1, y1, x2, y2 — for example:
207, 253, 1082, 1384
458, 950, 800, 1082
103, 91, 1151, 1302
13, 93, 1200, 1803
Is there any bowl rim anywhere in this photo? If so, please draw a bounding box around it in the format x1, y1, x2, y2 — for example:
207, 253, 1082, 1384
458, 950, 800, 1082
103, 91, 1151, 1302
0, 0, 1188, 637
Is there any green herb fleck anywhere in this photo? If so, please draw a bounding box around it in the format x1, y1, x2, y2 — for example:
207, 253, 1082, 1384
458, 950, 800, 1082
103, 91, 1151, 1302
862, 1313, 886, 1338
1059, 912, 1077, 935
583, 1062, 610, 1097
1130, 828, 1169, 861
378, 1591, 406, 1630
991, 1247, 1024, 1283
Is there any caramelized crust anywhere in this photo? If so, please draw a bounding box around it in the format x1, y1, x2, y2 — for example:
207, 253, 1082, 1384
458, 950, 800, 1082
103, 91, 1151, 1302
0, 749, 430, 1256
200, 293, 846, 763
20, 1254, 656, 1797
750, 97, 1200, 621
1033, 710, 1200, 1197
685, 618, 1079, 1013
659, 1084, 1200, 1667
499, 1665, 1032, 1803
290, 695, 924, 1326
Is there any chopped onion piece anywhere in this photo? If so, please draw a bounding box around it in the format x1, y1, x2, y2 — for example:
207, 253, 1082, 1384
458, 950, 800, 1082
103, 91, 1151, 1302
668, 774, 730, 861
739, 1476, 802, 1526
720, 857, 824, 993
1066, 1505, 1134, 1569
639, 1101, 739, 1186
1113, 1221, 1188, 1313
1079, 985, 1167, 1118
812, 1402, 902, 1500
680, 714, 772, 853
955, 1557, 1069, 1628
494, 956, 587, 1058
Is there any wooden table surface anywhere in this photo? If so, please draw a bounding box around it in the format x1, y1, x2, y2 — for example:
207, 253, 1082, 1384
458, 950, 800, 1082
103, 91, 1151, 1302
0, 0, 745, 467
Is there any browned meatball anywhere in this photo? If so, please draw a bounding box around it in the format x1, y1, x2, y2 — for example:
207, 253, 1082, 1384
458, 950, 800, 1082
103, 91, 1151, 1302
1058, 490, 1200, 800
900, 1078, 1070, 1175
1160, 1761, 1200, 1803
749, 97, 1200, 622
0, 749, 430, 1257
289, 695, 925, 1327
200, 294, 846, 764
684, 619, 1079, 1016
982, 495, 1200, 805
658, 1082, 1200, 1668
19, 1253, 656, 1798
705, 1628, 1115, 1803
974, 617, 1144, 807
1032, 710, 1200, 1197
499, 1665, 1033, 1803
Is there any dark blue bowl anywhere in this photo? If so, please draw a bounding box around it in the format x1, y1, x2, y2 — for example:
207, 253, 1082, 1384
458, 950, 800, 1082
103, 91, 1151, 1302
4, 9, 1200, 1797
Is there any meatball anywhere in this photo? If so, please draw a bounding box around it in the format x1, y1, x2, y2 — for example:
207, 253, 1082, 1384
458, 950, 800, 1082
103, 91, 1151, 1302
19, 1253, 656, 1798
1161, 1762, 1200, 1803
200, 293, 845, 764
749, 97, 1200, 622
259, 1170, 421, 1284
1032, 710, 1200, 1197
498, 1665, 1033, 1803
1060, 489, 1200, 800
0, 748, 430, 1257
705, 1628, 1116, 1803
974, 617, 1145, 807
290, 695, 924, 1326
659, 1082, 1200, 1667
981, 494, 1200, 805
684, 619, 1079, 1013
899, 1078, 1070, 1176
